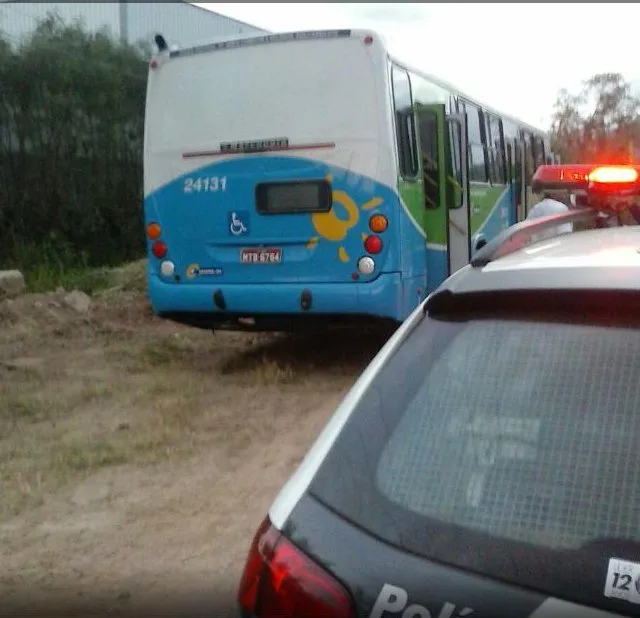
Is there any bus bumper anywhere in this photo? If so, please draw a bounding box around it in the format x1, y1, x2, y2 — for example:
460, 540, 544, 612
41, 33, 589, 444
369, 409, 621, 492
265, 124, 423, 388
148, 272, 405, 329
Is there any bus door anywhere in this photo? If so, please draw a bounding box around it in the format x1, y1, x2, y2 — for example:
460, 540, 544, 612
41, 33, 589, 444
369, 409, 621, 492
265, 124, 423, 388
445, 111, 470, 274
522, 134, 535, 216
512, 137, 526, 222
416, 103, 470, 277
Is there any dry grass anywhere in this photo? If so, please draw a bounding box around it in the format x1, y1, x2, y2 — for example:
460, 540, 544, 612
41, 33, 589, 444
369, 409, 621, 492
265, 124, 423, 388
0, 260, 392, 522
0, 260, 400, 611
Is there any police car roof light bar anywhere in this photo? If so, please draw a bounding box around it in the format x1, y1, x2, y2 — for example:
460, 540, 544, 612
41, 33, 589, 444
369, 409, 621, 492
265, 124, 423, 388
532, 164, 640, 194
470, 208, 600, 268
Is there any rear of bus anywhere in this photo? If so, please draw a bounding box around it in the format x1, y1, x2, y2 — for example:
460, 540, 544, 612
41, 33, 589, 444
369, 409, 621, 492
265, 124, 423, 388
143, 30, 404, 332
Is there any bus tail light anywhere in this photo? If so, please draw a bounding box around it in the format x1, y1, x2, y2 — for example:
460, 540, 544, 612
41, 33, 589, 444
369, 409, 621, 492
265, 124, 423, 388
364, 235, 383, 255
152, 240, 168, 258
369, 214, 388, 233
358, 256, 375, 274
147, 222, 162, 239
160, 260, 175, 277
238, 516, 355, 618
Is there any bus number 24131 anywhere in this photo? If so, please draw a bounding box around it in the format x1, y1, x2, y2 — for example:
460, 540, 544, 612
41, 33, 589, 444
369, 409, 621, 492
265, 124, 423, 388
183, 176, 227, 193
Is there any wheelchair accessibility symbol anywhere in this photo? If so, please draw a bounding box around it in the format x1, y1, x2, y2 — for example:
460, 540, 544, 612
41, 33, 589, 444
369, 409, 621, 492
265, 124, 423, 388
228, 210, 250, 236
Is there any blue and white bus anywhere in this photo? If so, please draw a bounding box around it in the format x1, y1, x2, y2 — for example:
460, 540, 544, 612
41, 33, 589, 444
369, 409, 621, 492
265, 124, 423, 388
143, 29, 554, 332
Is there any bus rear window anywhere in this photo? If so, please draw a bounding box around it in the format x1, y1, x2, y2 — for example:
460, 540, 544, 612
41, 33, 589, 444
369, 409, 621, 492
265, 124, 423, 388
256, 180, 332, 215
310, 313, 640, 614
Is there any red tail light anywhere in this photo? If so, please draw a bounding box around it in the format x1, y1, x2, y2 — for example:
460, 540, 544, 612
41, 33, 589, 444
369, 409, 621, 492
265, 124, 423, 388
152, 240, 167, 258
364, 235, 383, 255
238, 517, 355, 618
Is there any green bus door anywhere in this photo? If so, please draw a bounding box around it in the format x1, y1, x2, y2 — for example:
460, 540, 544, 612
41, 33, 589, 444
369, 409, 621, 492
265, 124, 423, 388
416, 103, 470, 277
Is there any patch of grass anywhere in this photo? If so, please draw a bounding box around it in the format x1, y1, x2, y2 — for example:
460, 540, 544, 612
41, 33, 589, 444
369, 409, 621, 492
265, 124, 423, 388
0, 392, 58, 428
7, 239, 112, 294
6, 240, 146, 296
22, 263, 112, 295
106, 259, 147, 293
58, 440, 129, 471
65, 382, 115, 410
0, 377, 115, 438
137, 334, 197, 367
247, 360, 295, 385
218, 348, 297, 384
0, 427, 180, 520
55, 432, 174, 472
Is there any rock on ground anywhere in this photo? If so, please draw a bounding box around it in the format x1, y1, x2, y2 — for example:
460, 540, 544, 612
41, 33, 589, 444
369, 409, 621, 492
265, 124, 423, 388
0, 270, 25, 299
62, 290, 91, 314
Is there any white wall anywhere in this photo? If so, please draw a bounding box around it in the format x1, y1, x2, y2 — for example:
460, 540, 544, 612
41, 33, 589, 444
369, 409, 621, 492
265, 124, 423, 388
0, 1, 268, 48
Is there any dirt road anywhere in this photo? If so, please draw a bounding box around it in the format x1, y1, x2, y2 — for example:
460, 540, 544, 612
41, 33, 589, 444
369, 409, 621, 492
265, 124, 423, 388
0, 269, 390, 615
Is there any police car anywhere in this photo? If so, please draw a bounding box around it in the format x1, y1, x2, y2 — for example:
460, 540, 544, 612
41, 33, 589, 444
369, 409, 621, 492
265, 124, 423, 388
237, 165, 640, 618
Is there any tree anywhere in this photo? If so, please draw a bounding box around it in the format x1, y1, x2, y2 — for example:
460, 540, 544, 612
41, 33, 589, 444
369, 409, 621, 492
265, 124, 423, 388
550, 73, 640, 164
0, 11, 149, 275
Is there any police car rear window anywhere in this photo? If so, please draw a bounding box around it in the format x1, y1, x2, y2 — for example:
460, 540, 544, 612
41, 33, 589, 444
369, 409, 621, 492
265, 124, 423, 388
309, 313, 640, 613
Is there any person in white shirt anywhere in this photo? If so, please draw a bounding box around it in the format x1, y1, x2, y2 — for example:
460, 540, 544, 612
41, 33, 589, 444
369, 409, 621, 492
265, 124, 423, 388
526, 189, 573, 242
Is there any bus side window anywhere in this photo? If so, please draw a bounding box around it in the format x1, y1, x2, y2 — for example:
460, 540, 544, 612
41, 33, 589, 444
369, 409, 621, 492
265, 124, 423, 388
537, 137, 546, 167
417, 110, 439, 209
524, 132, 535, 183
391, 66, 419, 179
486, 114, 506, 185
448, 115, 463, 208
462, 101, 488, 183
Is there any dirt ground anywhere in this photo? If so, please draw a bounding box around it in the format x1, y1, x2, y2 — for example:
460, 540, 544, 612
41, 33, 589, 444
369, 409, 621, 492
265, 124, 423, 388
0, 263, 390, 616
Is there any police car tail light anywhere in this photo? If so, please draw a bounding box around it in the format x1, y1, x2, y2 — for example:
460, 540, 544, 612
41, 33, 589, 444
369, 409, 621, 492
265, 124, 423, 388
589, 165, 639, 185
238, 516, 356, 618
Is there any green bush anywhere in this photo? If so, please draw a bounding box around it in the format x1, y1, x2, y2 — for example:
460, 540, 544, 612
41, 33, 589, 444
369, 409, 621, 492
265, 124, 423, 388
0, 12, 149, 289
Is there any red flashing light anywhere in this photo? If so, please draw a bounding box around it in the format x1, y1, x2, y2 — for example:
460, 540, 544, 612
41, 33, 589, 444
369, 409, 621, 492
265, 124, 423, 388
149, 59, 158, 70
589, 166, 639, 185
364, 235, 383, 255
151, 240, 167, 258
532, 164, 640, 195
238, 517, 355, 618
364, 35, 373, 46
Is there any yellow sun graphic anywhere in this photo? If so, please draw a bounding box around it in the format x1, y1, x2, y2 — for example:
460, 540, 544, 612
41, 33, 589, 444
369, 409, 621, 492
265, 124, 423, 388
308, 173, 383, 263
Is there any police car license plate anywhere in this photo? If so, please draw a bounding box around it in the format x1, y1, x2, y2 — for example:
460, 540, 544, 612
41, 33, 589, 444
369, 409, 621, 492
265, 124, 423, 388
240, 248, 282, 264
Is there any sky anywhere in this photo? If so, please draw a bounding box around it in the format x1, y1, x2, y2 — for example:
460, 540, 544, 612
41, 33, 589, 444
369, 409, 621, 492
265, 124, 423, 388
194, 2, 640, 131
